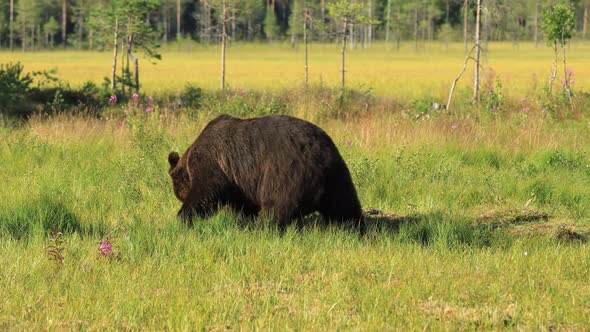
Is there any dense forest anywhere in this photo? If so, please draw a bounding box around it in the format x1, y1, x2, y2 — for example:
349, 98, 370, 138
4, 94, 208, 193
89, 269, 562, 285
0, 0, 588, 51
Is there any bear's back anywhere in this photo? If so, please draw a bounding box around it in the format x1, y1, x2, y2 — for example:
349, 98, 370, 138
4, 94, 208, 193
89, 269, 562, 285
191, 114, 344, 203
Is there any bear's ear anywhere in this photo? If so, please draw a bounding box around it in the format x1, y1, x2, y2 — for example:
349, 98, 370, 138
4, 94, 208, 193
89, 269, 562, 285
168, 151, 180, 168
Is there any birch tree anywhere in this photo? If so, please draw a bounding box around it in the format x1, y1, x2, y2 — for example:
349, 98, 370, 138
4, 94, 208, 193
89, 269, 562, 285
43, 16, 59, 48
474, 0, 481, 102
328, 0, 377, 93
90, 0, 161, 93
542, 1, 575, 106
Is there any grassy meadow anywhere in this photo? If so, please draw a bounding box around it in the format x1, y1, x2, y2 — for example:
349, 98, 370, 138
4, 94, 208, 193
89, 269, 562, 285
2, 41, 590, 98
1, 42, 590, 329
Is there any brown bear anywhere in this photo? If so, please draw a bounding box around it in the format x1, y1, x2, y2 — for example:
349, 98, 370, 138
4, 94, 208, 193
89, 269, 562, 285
167, 114, 364, 231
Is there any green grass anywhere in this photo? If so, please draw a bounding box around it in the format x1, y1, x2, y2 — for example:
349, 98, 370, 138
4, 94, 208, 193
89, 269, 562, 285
1, 106, 590, 329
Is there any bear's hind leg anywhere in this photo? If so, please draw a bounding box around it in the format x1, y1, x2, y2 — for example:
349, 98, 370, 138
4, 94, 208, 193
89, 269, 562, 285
319, 191, 365, 233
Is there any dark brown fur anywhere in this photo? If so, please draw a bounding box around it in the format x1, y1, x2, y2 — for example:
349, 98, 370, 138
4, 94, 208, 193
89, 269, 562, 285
168, 114, 364, 231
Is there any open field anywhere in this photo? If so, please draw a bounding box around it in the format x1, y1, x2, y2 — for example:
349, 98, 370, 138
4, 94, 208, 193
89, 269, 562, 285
1, 107, 590, 329
2, 41, 590, 99
2, 41, 590, 329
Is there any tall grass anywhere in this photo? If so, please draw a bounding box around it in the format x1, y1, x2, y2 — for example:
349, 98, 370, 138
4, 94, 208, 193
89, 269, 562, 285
1, 101, 589, 328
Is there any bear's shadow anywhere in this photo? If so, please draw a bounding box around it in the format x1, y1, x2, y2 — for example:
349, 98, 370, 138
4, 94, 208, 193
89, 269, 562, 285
224, 208, 430, 236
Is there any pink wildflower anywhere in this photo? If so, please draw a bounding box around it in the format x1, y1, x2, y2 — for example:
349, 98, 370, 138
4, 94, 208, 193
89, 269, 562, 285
132, 93, 140, 100
145, 106, 153, 113
99, 241, 113, 256
109, 95, 117, 104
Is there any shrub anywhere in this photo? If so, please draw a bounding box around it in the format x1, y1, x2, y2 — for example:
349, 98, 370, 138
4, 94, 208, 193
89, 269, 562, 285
0, 62, 33, 117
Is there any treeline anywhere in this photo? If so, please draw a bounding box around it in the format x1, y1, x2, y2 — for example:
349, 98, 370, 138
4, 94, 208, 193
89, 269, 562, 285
0, 0, 588, 51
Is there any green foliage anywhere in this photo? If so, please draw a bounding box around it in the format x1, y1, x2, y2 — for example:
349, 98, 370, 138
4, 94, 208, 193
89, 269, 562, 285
0, 62, 33, 116
481, 79, 504, 114
410, 96, 436, 117
327, 0, 379, 29
263, 6, 280, 41
0, 62, 105, 119
542, 1, 576, 47
179, 84, 204, 109
42, 16, 60, 45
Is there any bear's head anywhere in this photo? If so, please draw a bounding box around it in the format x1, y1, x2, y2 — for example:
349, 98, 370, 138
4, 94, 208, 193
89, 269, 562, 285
168, 151, 190, 202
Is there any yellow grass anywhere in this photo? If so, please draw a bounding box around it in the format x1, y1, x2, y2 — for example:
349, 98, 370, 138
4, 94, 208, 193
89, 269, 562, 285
2, 41, 590, 98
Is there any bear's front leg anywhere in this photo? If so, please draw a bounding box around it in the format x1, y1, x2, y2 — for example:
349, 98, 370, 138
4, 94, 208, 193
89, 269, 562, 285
177, 203, 199, 226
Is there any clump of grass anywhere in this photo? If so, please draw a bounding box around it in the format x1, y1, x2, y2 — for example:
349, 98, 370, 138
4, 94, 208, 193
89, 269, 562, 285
0, 197, 82, 240
555, 224, 587, 244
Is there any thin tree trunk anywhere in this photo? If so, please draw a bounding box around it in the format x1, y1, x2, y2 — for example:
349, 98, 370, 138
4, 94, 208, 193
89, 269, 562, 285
121, 37, 126, 95
163, 6, 168, 43
206, 1, 211, 45
368, 0, 372, 47
21, 16, 25, 52
549, 44, 557, 95
124, 32, 139, 92
563, 42, 573, 111
341, 20, 348, 93
395, 3, 401, 51
231, 10, 236, 41
111, 19, 119, 91
321, 0, 325, 41
584, 4, 588, 39
428, 4, 433, 44
291, 4, 297, 49
483, 1, 488, 56
447, 45, 476, 112
9, 0, 14, 51
474, 0, 481, 102
133, 56, 139, 92
77, 12, 84, 49
445, 0, 450, 50
534, 1, 539, 46
385, 0, 391, 44
176, 0, 181, 39
349, 22, 354, 50
247, 19, 252, 41
304, 6, 308, 85
463, 0, 468, 53
220, 0, 227, 90
61, 0, 67, 47
413, 5, 418, 51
